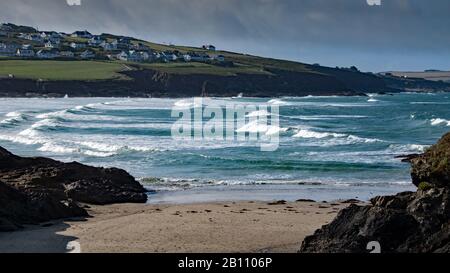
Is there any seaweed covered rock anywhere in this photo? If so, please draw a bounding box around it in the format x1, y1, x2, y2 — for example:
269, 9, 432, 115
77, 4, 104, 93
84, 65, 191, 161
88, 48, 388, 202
410, 132, 450, 188
300, 133, 450, 253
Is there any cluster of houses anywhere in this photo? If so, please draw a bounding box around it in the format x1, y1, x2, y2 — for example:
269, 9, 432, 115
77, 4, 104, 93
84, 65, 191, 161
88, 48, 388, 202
0, 42, 94, 59
0, 25, 225, 64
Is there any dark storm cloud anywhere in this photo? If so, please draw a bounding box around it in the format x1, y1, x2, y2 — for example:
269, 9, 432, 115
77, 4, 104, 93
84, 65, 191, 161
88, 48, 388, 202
0, 0, 449, 71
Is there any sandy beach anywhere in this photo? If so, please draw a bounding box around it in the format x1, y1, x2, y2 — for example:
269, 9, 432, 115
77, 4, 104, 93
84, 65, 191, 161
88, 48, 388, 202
0, 200, 352, 253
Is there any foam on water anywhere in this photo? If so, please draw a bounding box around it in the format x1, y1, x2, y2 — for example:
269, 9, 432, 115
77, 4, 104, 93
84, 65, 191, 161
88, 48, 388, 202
293, 129, 346, 139
292, 129, 382, 145
236, 120, 288, 135
246, 109, 271, 118
0, 93, 449, 201
0, 111, 29, 127
268, 99, 288, 105
431, 118, 450, 126
286, 115, 368, 121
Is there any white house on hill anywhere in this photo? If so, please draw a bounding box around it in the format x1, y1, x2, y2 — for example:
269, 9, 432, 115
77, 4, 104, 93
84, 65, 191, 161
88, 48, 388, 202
0, 43, 20, 56
45, 41, 59, 49
183, 54, 192, 62
20, 33, 44, 43
16, 45, 35, 57
16, 48, 35, 57
117, 50, 150, 62
70, 42, 87, 49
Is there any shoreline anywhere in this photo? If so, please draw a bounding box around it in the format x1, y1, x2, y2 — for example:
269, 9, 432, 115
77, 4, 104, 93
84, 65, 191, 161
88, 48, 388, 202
1, 90, 449, 99
144, 184, 413, 205
0, 200, 354, 253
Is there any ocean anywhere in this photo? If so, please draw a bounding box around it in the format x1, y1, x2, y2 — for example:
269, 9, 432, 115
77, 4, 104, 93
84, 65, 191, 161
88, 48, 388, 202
1, 93, 449, 203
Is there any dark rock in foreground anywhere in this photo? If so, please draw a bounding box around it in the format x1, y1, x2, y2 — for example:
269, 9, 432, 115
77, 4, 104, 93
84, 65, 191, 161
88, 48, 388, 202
0, 146, 147, 231
300, 133, 450, 253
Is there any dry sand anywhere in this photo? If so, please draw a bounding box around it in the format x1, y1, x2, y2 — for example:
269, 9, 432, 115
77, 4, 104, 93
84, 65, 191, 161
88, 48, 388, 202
0, 201, 353, 253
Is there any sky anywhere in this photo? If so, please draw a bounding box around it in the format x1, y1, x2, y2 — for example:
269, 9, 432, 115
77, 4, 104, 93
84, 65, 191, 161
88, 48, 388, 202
0, 0, 449, 72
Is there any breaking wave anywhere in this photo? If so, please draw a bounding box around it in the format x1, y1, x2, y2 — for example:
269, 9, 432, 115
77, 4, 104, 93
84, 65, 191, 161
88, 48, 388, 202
140, 176, 413, 191
267, 99, 288, 105
246, 109, 271, 118
293, 129, 345, 139
388, 143, 428, 154
0, 111, 29, 127
236, 120, 288, 135
286, 115, 368, 121
431, 118, 450, 126
293, 128, 383, 144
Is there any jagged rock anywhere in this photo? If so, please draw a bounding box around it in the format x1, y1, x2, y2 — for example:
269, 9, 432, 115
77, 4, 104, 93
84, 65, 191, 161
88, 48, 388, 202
410, 132, 450, 188
300, 133, 450, 253
0, 146, 148, 231
395, 154, 421, 163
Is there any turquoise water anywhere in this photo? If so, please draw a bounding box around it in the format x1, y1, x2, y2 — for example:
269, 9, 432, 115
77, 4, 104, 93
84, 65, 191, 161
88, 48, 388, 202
1, 93, 449, 203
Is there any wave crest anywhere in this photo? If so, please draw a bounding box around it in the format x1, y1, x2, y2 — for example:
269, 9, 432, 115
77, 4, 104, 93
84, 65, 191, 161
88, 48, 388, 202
0, 111, 29, 127
431, 118, 450, 126
293, 128, 383, 144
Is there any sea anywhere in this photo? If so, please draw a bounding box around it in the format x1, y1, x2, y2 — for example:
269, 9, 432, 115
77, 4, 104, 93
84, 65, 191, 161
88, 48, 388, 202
1, 92, 449, 204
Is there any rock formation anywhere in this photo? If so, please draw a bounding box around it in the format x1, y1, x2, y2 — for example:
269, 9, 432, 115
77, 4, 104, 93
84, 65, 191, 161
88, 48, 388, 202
0, 146, 148, 231
300, 133, 450, 253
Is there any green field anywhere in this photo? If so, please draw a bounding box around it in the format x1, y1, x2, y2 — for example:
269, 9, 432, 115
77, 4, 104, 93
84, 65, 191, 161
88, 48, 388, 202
136, 62, 272, 76
136, 40, 318, 74
0, 60, 128, 80
1, 23, 326, 81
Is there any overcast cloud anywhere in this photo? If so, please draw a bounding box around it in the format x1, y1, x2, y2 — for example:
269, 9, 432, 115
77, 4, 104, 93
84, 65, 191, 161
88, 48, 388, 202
0, 0, 449, 71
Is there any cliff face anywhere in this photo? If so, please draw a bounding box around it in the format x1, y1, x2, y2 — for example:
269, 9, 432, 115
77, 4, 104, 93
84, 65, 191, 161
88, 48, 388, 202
0, 67, 396, 98
0, 146, 148, 232
300, 133, 450, 253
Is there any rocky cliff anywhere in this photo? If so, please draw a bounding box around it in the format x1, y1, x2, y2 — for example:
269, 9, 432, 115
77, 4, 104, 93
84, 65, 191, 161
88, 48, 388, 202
0, 146, 148, 231
2, 63, 449, 98
300, 133, 450, 253
0, 68, 396, 98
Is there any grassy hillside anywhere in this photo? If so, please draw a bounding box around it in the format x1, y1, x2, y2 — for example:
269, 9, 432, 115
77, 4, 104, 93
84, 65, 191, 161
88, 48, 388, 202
0, 22, 331, 80
137, 62, 271, 76
125, 38, 320, 74
0, 56, 315, 80
0, 60, 128, 80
